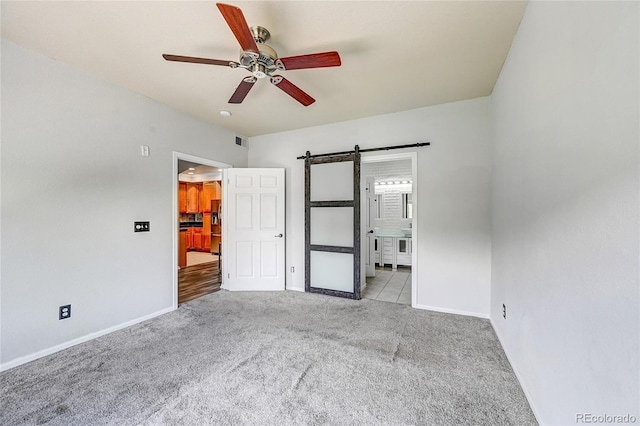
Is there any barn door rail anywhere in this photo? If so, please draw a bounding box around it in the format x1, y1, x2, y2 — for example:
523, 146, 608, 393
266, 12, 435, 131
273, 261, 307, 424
296, 141, 430, 160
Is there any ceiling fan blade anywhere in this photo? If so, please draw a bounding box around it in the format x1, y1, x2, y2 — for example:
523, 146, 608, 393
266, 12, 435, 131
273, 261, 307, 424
229, 77, 256, 104
216, 3, 259, 53
162, 54, 239, 67
277, 51, 341, 71
270, 75, 315, 106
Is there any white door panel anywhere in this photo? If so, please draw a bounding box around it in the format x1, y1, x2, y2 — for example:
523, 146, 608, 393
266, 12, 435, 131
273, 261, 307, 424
260, 194, 278, 229
224, 168, 285, 291
365, 176, 377, 277
310, 251, 354, 293
310, 161, 354, 201
310, 208, 353, 247
235, 194, 253, 229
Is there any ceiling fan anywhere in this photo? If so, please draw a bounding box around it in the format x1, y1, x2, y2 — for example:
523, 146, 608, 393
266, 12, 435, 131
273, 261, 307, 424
162, 3, 341, 107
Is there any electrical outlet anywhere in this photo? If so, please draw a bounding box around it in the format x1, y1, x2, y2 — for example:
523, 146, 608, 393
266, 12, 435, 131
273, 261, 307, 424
290, 266, 295, 273
59, 305, 71, 320
502, 304, 507, 319
134, 221, 150, 232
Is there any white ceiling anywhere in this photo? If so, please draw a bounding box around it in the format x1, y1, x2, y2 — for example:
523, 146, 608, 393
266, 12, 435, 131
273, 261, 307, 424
1, 1, 527, 137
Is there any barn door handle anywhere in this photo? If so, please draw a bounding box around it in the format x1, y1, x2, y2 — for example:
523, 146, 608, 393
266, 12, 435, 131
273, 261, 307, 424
275, 233, 283, 238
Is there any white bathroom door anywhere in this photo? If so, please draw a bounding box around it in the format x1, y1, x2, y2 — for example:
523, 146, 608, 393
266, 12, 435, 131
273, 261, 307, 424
224, 168, 285, 291
365, 176, 377, 277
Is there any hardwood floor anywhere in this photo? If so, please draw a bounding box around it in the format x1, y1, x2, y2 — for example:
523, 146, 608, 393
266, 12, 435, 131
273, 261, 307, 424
178, 261, 221, 304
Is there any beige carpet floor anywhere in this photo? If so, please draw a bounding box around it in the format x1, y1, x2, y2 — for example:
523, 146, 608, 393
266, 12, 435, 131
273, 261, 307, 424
1, 290, 536, 425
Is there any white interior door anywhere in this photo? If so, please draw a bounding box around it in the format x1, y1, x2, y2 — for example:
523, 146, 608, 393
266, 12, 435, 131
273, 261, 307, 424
224, 168, 285, 291
364, 176, 377, 277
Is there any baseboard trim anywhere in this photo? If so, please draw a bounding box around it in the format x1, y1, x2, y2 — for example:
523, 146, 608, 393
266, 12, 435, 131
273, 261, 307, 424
0, 306, 175, 372
286, 286, 305, 292
413, 303, 489, 319
226, 286, 284, 292
489, 318, 544, 425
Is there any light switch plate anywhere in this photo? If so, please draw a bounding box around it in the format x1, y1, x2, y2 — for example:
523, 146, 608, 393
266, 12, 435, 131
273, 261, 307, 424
134, 221, 150, 232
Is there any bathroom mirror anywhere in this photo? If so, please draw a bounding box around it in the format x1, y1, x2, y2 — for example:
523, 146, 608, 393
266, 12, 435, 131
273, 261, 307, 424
401, 192, 413, 219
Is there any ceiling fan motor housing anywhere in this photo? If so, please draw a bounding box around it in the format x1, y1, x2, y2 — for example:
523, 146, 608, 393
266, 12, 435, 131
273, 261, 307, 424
240, 26, 278, 79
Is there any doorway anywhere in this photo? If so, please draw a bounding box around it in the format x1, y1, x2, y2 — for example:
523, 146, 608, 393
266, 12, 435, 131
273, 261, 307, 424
360, 152, 417, 307
173, 152, 231, 308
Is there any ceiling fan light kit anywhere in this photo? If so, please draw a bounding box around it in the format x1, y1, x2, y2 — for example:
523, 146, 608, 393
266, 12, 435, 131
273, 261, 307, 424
163, 3, 341, 107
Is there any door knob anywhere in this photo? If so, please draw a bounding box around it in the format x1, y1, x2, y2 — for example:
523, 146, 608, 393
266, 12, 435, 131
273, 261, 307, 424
275, 233, 283, 238
368, 230, 374, 234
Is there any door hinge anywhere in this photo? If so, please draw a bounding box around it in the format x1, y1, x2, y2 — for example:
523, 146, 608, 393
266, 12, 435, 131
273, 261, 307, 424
228, 273, 230, 279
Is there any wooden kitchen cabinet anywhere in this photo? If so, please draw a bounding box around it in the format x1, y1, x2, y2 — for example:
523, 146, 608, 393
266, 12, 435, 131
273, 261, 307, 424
192, 228, 203, 251
210, 197, 221, 255
186, 183, 200, 213
203, 214, 211, 251
201, 181, 222, 213
212, 180, 222, 199
185, 228, 193, 249
185, 227, 204, 251
203, 234, 211, 252
178, 182, 187, 213
201, 182, 215, 213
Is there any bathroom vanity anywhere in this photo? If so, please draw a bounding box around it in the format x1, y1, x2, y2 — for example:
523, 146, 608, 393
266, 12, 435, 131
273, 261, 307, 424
374, 234, 412, 270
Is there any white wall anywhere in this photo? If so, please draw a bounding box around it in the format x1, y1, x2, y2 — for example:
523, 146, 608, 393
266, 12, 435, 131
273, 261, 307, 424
0, 40, 247, 368
491, 2, 639, 424
248, 97, 492, 317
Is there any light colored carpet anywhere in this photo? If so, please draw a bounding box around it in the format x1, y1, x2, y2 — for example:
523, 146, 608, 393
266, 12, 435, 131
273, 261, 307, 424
1, 291, 537, 425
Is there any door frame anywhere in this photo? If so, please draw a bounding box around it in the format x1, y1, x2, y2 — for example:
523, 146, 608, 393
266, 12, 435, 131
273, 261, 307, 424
361, 151, 418, 308
172, 152, 232, 309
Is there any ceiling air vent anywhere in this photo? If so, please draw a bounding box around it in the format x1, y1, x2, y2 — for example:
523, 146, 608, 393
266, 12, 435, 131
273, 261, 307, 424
235, 136, 247, 147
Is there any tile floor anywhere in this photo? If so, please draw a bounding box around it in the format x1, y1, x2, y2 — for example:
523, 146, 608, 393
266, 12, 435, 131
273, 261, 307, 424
187, 251, 218, 267
363, 266, 412, 305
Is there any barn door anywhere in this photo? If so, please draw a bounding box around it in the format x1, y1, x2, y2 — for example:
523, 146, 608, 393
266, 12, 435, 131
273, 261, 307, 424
305, 146, 361, 299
